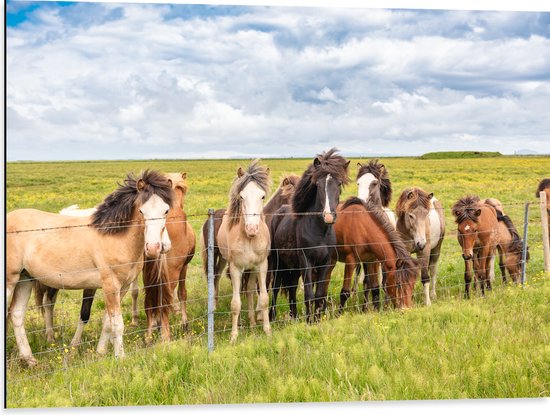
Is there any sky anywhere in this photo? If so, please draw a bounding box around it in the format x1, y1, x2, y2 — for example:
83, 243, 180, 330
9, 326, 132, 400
6, 0, 550, 161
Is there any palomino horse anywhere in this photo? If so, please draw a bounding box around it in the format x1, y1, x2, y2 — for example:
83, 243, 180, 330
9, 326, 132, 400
330, 195, 418, 312
33, 173, 187, 347
200, 174, 300, 310
485, 198, 528, 283
452, 195, 500, 298
7, 170, 173, 366
269, 148, 350, 323
396, 188, 445, 305
537, 178, 550, 241
216, 160, 272, 344
143, 172, 196, 342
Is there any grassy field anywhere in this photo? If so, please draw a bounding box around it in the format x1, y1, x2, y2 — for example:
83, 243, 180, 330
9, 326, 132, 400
5, 155, 550, 407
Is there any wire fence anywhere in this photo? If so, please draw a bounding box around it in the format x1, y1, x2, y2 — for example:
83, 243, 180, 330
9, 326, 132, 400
5, 198, 550, 382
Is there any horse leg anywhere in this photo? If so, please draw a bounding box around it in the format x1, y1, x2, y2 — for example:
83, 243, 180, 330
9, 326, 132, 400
428, 249, 441, 302
314, 263, 331, 321
178, 264, 189, 332
303, 267, 315, 324
257, 260, 271, 337
229, 265, 243, 344
489, 251, 496, 284
269, 268, 282, 322
288, 273, 300, 319
246, 271, 257, 327
418, 248, 431, 306
497, 246, 506, 283
214, 257, 227, 311
130, 279, 139, 326
484, 247, 494, 292
70, 289, 96, 348
10, 279, 36, 367
43, 287, 59, 344
339, 260, 354, 315
464, 258, 473, 299
97, 311, 112, 355
100, 277, 124, 358
365, 262, 381, 311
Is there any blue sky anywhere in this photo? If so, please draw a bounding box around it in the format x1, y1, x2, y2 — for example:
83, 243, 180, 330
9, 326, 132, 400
6, 1, 550, 160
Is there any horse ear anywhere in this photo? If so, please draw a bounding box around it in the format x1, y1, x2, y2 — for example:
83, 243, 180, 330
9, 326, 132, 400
181, 172, 187, 180
136, 179, 146, 192
237, 167, 245, 177
428, 192, 434, 199
314, 157, 321, 168
167, 178, 173, 188
282, 177, 290, 186
407, 191, 414, 199
344, 160, 350, 169
475, 209, 482, 217
357, 162, 363, 168
266, 167, 270, 175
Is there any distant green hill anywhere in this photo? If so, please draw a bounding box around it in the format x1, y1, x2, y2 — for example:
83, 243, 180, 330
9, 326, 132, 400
419, 151, 503, 159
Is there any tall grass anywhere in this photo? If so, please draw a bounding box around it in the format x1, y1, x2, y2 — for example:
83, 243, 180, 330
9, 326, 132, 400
5, 156, 550, 407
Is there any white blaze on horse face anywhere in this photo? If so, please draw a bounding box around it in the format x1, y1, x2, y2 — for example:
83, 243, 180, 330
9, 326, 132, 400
140, 194, 170, 258
357, 173, 376, 202
323, 174, 336, 224
240, 182, 265, 237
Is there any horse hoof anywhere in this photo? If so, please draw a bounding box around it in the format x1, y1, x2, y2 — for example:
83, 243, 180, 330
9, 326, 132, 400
130, 319, 139, 327
144, 335, 153, 345
23, 356, 38, 368
230, 334, 238, 345
264, 328, 272, 337
182, 322, 189, 333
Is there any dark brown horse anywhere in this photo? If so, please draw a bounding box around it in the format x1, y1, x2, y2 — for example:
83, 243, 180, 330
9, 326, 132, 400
330, 196, 418, 312
269, 148, 350, 322
396, 187, 445, 306
452, 196, 500, 298
200, 174, 300, 309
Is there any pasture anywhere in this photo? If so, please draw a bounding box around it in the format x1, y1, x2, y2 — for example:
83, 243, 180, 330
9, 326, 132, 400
5, 155, 550, 407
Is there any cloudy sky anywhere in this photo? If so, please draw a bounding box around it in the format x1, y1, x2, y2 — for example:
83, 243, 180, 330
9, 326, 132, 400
6, 0, 550, 160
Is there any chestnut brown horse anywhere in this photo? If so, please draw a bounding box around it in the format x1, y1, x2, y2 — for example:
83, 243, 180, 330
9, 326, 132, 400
200, 173, 300, 309
330, 196, 418, 312
396, 187, 445, 306
452, 196, 500, 298
143, 172, 196, 342
485, 198, 528, 284
7, 170, 173, 366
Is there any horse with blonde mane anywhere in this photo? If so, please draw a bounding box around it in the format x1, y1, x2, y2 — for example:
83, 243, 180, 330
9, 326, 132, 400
216, 160, 272, 344
7, 170, 173, 366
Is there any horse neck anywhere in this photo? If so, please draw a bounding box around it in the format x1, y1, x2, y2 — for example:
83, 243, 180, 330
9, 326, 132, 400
173, 187, 185, 209
263, 189, 282, 215
123, 209, 147, 258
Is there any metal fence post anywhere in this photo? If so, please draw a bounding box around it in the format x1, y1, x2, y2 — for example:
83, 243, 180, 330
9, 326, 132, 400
207, 208, 215, 353
521, 202, 530, 286
539, 191, 550, 274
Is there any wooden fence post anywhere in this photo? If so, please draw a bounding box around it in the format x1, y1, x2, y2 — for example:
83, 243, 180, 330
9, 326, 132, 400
540, 191, 550, 274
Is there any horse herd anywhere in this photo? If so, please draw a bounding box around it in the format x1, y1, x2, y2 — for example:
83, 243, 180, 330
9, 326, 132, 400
6, 149, 550, 367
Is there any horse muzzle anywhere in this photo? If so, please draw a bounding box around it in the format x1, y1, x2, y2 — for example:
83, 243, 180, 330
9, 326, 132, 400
145, 242, 162, 258
323, 212, 336, 224
415, 241, 426, 251
462, 253, 473, 261
245, 224, 259, 237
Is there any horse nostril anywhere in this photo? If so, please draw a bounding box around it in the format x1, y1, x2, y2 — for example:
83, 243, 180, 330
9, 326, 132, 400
462, 254, 472, 260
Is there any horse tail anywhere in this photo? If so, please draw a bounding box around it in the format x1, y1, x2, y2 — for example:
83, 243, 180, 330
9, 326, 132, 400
495, 209, 524, 255
143, 254, 174, 321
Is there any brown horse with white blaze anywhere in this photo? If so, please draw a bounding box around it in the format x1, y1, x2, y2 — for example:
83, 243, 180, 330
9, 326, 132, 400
452, 195, 500, 298
6, 170, 173, 366
396, 188, 445, 305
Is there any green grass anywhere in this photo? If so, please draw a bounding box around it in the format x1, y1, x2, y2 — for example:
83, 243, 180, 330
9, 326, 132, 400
419, 151, 503, 159
6, 156, 550, 407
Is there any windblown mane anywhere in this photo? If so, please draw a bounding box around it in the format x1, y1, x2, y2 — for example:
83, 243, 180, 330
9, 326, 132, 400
227, 159, 271, 228
357, 159, 392, 207
536, 178, 550, 196
451, 195, 481, 224
488, 203, 524, 255
395, 187, 432, 219
292, 148, 350, 214
91, 170, 174, 235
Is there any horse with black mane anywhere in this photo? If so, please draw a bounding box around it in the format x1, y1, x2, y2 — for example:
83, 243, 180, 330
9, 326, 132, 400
269, 148, 350, 323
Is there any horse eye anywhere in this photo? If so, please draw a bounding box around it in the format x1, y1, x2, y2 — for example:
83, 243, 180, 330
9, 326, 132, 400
164, 209, 169, 215
262, 195, 265, 200
139, 209, 144, 215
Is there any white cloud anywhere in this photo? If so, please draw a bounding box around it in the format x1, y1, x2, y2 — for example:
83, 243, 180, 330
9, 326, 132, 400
6, 4, 550, 160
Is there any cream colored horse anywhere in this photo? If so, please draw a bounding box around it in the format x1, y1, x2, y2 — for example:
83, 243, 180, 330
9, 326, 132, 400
216, 160, 272, 344
6, 170, 173, 366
